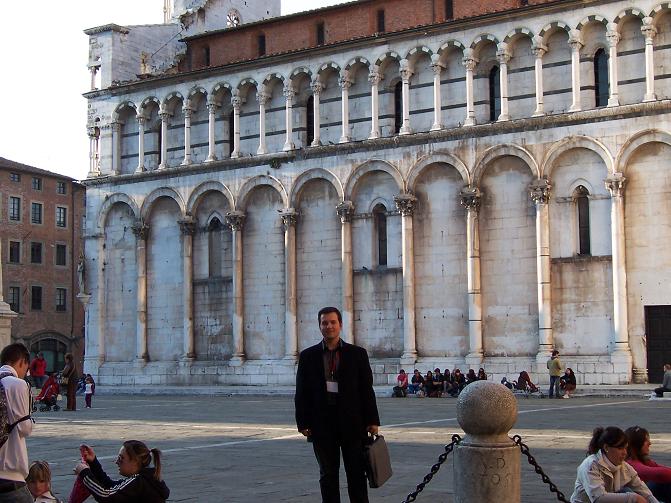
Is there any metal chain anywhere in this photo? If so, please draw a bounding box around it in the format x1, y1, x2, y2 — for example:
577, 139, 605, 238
401, 434, 462, 503
512, 435, 569, 503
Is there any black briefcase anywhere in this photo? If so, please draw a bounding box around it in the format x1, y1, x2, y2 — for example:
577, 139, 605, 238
364, 433, 392, 488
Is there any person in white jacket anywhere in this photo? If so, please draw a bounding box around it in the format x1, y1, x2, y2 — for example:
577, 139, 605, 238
571, 426, 659, 503
0, 343, 34, 503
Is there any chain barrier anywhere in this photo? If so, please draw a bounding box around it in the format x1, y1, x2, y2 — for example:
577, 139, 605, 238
401, 434, 462, 503
512, 435, 569, 503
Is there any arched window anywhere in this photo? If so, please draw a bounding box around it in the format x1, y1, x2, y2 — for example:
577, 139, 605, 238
594, 49, 609, 107
306, 95, 314, 146
208, 217, 223, 277
228, 110, 235, 156
394, 81, 402, 134
575, 186, 591, 255
30, 337, 68, 373
489, 65, 501, 121
373, 204, 387, 266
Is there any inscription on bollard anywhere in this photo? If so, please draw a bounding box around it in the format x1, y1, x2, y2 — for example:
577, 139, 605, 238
477, 454, 512, 487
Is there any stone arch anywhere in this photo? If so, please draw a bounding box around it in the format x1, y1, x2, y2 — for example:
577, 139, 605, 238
317, 62, 341, 77
237, 77, 258, 90
472, 144, 539, 186
187, 181, 235, 214
567, 178, 596, 196
613, 7, 646, 25
112, 101, 137, 122
211, 82, 233, 104
289, 67, 313, 80
438, 39, 466, 54
162, 91, 184, 112
407, 152, 470, 190
139, 96, 161, 115
96, 193, 141, 230
651, 2, 671, 20
188, 86, 208, 99
344, 159, 404, 200
140, 187, 186, 220
28, 330, 70, 346
406, 45, 433, 60
344, 56, 370, 71
236, 174, 289, 210
470, 33, 500, 52
576, 14, 609, 32
262, 72, 285, 86
503, 27, 534, 45
289, 168, 344, 207
374, 51, 401, 67
541, 135, 615, 179
539, 21, 571, 43
616, 129, 671, 175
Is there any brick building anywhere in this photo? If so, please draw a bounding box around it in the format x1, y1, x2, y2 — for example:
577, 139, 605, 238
0, 157, 86, 372
82, 0, 671, 387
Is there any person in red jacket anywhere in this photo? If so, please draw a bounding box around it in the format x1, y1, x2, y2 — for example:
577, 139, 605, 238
625, 426, 671, 502
30, 352, 47, 389
35, 374, 60, 411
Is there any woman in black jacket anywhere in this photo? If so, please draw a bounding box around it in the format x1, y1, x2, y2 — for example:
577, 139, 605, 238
74, 440, 170, 502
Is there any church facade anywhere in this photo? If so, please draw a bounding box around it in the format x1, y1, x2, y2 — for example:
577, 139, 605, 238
82, 0, 671, 386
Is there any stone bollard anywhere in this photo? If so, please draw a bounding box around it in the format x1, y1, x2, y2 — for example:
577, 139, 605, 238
453, 380, 520, 502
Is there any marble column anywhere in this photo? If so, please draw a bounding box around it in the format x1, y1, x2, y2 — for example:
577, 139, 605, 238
257, 87, 270, 155
394, 193, 418, 363
131, 221, 150, 362
158, 108, 170, 169
206, 101, 218, 162
497, 43, 511, 122
311, 78, 323, 146
568, 31, 584, 112
606, 23, 621, 107
231, 93, 242, 158
531, 37, 547, 117
281, 209, 298, 360
111, 121, 122, 175
462, 49, 478, 126
339, 73, 352, 143
605, 175, 634, 375
282, 84, 296, 151
399, 59, 413, 135
181, 102, 193, 165
430, 56, 445, 131
641, 18, 657, 102
179, 218, 196, 360
529, 179, 553, 359
336, 201, 355, 344
87, 127, 101, 178
136, 115, 146, 172
226, 211, 246, 364
460, 187, 483, 364
368, 68, 381, 139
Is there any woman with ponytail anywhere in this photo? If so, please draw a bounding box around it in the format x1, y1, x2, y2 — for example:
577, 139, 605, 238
72, 440, 169, 502
570, 426, 659, 503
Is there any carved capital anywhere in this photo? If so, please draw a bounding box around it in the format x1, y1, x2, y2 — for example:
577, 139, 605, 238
283, 84, 296, 99
206, 103, 218, 114
336, 200, 354, 223
280, 208, 299, 230
110, 121, 122, 132
338, 76, 353, 90
605, 173, 626, 198
178, 217, 196, 236
606, 24, 621, 47
641, 18, 657, 41
394, 193, 418, 216
87, 127, 98, 139
225, 211, 245, 231
460, 186, 482, 211
183, 107, 192, 119
430, 63, 445, 75
400, 67, 413, 82
529, 179, 552, 204
311, 79, 324, 96
159, 111, 171, 121
368, 67, 382, 86
131, 220, 150, 241
462, 56, 478, 72
231, 96, 243, 110
257, 91, 270, 106
531, 37, 548, 58
496, 43, 511, 64
568, 30, 584, 50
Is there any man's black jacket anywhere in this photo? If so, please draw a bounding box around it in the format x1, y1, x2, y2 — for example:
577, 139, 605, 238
295, 340, 380, 441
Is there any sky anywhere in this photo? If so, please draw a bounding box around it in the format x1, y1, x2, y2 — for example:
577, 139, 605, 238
0, 0, 346, 180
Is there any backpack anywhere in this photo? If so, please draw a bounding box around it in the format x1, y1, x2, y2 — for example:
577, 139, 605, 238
0, 372, 32, 450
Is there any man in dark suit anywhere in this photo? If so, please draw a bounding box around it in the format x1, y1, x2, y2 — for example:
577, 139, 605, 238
295, 306, 380, 503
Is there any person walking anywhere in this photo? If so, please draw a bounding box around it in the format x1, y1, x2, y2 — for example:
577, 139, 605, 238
295, 306, 380, 503
653, 364, 671, 398
547, 350, 563, 399
29, 353, 47, 390
0, 343, 34, 503
61, 354, 78, 411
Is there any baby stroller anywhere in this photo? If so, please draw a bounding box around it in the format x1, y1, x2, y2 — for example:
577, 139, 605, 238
33, 374, 61, 412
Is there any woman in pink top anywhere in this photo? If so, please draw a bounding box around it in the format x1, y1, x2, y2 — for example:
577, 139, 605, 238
625, 426, 671, 502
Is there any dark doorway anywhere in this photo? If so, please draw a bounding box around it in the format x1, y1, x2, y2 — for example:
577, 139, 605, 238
645, 305, 671, 383
30, 337, 68, 373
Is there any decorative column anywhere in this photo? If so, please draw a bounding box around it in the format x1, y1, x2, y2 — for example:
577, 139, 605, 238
605, 174, 634, 377
462, 49, 478, 126
282, 84, 296, 151
206, 101, 218, 162
179, 217, 196, 360
430, 56, 445, 131
529, 179, 553, 360
399, 59, 413, 135
641, 18, 657, 102
111, 121, 122, 175
568, 31, 584, 112
531, 36, 547, 117
460, 187, 483, 365
230, 92, 242, 158
497, 43, 511, 121
339, 72, 352, 143
281, 209, 298, 360
226, 211, 246, 364
311, 78, 323, 146
158, 108, 170, 169
257, 86, 270, 155
131, 221, 150, 362
606, 23, 620, 107
336, 201, 355, 344
136, 114, 146, 172
368, 68, 381, 139
181, 101, 192, 165
394, 193, 418, 363
87, 127, 100, 178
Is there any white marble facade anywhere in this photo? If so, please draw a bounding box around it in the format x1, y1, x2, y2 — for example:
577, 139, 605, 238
83, 0, 671, 386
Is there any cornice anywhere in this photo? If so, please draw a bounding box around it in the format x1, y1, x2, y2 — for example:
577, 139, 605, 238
84, 24, 130, 36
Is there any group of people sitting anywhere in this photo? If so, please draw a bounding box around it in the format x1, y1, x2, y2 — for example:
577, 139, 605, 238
501, 368, 578, 398
571, 425, 670, 503
393, 368, 488, 398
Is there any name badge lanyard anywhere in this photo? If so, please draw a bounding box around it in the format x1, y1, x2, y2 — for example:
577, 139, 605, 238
329, 350, 339, 382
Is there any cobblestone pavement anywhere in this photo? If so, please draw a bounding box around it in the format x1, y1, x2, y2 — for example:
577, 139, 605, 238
26, 395, 670, 502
